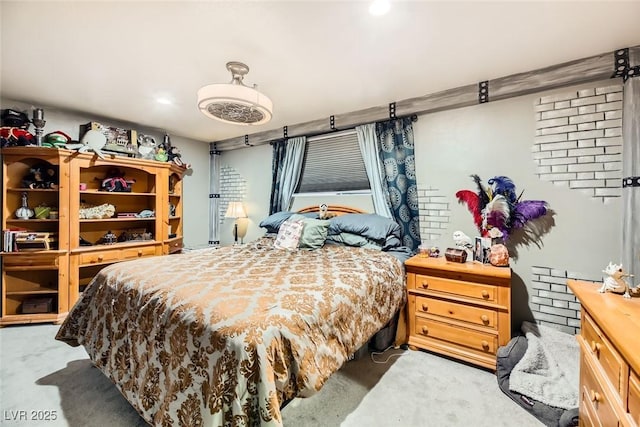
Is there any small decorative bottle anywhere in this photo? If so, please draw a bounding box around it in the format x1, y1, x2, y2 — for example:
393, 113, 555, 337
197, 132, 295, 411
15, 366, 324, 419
15, 192, 34, 219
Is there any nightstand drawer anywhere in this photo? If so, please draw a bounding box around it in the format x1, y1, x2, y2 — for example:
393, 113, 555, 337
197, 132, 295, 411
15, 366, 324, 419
415, 295, 496, 328
411, 274, 497, 303
582, 312, 624, 395
414, 316, 497, 354
630, 370, 640, 425
580, 353, 619, 427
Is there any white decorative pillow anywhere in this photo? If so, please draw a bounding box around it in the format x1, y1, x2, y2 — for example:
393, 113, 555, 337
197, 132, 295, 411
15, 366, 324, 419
274, 219, 304, 250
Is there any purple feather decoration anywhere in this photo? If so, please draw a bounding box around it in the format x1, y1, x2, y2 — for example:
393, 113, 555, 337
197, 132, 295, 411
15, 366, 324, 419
512, 200, 547, 229
488, 176, 517, 203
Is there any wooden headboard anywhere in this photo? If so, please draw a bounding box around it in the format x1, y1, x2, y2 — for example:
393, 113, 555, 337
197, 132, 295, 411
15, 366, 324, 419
297, 205, 365, 216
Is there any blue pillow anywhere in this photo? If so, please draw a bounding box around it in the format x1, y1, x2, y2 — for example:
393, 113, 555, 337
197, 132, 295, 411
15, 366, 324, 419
259, 211, 319, 233
328, 214, 401, 241
259, 211, 294, 233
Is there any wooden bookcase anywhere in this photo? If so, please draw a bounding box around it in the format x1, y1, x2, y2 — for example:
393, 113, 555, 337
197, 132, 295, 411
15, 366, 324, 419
165, 164, 185, 255
1, 147, 70, 325
1, 147, 185, 325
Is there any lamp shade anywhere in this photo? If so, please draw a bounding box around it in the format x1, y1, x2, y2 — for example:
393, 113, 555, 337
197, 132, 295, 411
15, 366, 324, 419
225, 202, 247, 219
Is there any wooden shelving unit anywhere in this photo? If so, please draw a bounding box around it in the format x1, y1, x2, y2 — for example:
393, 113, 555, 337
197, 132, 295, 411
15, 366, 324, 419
1, 147, 70, 326
1, 147, 186, 325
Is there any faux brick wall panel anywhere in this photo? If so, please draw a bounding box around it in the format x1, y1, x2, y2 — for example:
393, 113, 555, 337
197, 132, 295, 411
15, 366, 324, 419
219, 165, 247, 225
529, 266, 604, 334
417, 187, 451, 242
533, 84, 623, 202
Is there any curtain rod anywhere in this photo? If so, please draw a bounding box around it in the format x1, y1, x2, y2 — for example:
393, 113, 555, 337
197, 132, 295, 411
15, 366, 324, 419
213, 45, 640, 151
264, 114, 418, 146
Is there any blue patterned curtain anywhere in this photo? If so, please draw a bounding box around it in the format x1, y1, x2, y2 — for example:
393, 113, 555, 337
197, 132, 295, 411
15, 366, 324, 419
269, 140, 287, 214
376, 117, 421, 251
268, 137, 306, 214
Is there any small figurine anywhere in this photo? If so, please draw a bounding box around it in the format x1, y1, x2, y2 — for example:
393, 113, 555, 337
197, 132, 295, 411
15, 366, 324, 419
599, 262, 636, 298
100, 230, 117, 245
135, 209, 155, 218
452, 230, 473, 250
453, 230, 473, 260
15, 192, 34, 219
154, 146, 168, 162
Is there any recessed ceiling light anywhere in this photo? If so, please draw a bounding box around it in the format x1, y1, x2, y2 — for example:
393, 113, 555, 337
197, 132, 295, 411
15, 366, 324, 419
156, 97, 172, 105
369, 0, 390, 16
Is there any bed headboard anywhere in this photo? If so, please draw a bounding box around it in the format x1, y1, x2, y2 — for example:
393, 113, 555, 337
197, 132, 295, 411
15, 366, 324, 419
297, 205, 365, 216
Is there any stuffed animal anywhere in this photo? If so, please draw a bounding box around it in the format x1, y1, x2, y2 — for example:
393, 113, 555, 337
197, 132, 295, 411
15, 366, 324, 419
168, 145, 190, 168
318, 203, 336, 219
99, 168, 135, 192
1, 127, 35, 147
22, 162, 59, 189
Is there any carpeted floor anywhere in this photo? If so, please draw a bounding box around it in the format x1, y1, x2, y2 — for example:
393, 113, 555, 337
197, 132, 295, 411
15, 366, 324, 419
0, 324, 543, 426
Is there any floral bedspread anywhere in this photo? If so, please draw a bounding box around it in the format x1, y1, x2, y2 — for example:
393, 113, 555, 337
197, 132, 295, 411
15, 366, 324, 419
56, 237, 405, 426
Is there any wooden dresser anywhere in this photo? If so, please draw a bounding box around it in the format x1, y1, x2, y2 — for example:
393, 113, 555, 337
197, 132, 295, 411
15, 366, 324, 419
405, 256, 511, 370
568, 279, 640, 427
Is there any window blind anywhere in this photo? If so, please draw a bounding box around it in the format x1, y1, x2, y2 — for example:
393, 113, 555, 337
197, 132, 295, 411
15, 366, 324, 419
296, 130, 370, 193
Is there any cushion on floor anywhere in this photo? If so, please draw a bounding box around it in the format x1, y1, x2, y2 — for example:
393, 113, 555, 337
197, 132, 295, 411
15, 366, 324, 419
496, 335, 579, 427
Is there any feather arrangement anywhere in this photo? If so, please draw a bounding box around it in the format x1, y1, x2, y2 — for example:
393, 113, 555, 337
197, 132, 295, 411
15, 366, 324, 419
456, 175, 548, 240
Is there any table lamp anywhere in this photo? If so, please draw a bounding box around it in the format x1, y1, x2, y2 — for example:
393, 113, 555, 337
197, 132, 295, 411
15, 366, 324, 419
225, 201, 248, 244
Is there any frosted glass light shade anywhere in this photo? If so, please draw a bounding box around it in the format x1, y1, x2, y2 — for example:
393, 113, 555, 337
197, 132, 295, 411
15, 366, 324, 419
197, 83, 273, 125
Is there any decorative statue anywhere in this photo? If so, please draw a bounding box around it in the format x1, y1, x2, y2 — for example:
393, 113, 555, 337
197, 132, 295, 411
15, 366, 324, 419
599, 262, 637, 299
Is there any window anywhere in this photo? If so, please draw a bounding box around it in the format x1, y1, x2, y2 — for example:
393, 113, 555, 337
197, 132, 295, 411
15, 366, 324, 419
296, 130, 370, 194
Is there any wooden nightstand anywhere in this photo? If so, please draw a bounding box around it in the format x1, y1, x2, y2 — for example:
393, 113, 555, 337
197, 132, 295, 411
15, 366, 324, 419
405, 256, 511, 370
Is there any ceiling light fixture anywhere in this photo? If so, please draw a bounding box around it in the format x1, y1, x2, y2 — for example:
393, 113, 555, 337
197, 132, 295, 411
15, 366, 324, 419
369, 0, 390, 16
197, 61, 273, 126
156, 97, 172, 105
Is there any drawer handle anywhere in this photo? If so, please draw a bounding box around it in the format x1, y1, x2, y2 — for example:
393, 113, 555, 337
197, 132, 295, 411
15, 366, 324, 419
481, 290, 489, 298
97, 255, 104, 261
138, 249, 143, 256
481, 340, 489, 350
421, 304, 428, 312
174, 243, 178, 247
590, 341, 602, 354
590, 390, 601, 403
421, 326, 429, 335
421, 281, 429, 289
481, 315, 489, 324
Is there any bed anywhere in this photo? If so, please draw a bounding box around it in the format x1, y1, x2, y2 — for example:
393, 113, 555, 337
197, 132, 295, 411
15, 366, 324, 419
56, 206, 409, 426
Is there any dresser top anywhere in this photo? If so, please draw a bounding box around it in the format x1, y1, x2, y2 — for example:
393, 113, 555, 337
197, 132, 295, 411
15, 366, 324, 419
405, 256, 511, 279
568, 279, 640, 375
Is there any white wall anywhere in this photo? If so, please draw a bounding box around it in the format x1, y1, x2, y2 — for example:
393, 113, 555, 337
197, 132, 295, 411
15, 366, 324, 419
413, 80, 621, 329
218, 144, 272, 246
0, 98, 210, 248
415, 83, 621, 274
